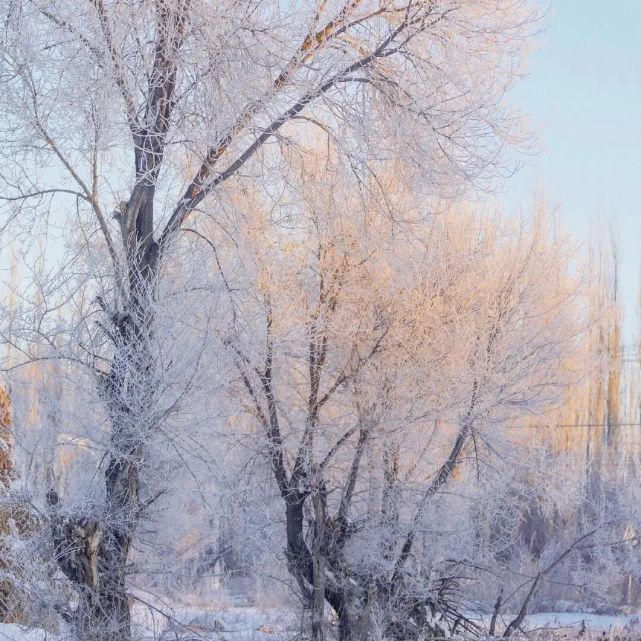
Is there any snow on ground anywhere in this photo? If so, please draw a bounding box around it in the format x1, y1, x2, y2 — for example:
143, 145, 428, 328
0, 603, 298, 641
148, 606, 298, 640
131, 597, 301, 641
526, 611, 640, 630
0, 623, 55, 641
3, 608, 641, 641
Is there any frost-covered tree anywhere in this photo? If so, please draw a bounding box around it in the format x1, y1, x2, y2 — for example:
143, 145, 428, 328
0, 0, 541, 639
216, 156, 580, 640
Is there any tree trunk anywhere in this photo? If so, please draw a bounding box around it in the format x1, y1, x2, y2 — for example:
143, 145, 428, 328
76, 526, 131, 641
284, 491, 353, 641
311, 487, 327, 641
49, 190, 159, 641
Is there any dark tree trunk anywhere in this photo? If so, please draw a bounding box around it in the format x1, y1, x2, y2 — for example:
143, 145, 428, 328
75, 528, 131, 641
284, 491, 354, 641
49, 510, 132, 641
49, 186, 160, 641
311, 486, 327, 641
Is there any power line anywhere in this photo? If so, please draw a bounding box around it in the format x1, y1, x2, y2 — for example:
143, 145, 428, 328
505, 422, 641, 430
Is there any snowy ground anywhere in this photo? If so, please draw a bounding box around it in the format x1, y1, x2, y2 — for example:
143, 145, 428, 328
3, 608, 641, 641
526, 611, 640, 630
135, 603, 300, 641
0, 602, 300, 641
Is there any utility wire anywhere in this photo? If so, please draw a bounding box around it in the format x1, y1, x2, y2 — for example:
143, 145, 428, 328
505, 422, 641, 430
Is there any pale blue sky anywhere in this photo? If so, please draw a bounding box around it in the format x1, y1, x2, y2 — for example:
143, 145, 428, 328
505, 1, 641, 335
